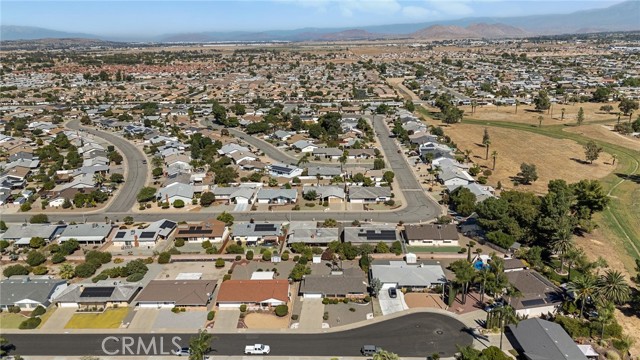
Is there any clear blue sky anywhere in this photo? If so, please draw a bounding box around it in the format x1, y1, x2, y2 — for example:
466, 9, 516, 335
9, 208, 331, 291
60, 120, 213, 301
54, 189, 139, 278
1, 0, 625, 37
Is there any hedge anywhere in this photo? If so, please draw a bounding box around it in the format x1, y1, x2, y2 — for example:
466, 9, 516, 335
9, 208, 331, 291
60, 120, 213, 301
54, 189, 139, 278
31, 306, 46, 317
126, 273, 145, 282
19, 317, 41, 329
207, 311, 216, 321
275, 305, 288, 317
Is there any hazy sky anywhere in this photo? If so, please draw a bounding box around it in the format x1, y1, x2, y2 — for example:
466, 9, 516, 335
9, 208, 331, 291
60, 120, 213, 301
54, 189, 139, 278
1, 0, 626, 37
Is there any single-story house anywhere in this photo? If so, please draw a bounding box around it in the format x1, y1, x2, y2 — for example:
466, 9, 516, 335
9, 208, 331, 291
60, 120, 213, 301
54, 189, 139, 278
506, 270, 564, 317
232, 222, 282, 246
210, 185, 258, 204
112, 219, 177, 248
299, 268, 368, 299
136, 280, 217, 308
343, 226, 400, 245
306, 166, 343, 178
58, 223, 116, 245
348, 186, 391, 203
507, 318, 588, 360
439, 167, 474, 187
370, 260, 447, 290
156, 182, 194, 205
268, 164, 303, 178
312, 147, 342, 160
216, 280, 290, 309
256, 188, 298, 204
175, 219, 229, 243
403, 224, 459, 247
0, 276, 68, 310
291, 140, 318, 153
302, 185, 345, 203
287, 221, 340, 247
54, 282, 141, 309
217, 143, 250, 156
0, 223, 67, 246
419, 142, 454, 161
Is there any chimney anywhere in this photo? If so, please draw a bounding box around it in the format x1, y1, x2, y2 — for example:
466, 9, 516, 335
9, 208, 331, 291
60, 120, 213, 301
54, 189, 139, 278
134, 235, 139, 247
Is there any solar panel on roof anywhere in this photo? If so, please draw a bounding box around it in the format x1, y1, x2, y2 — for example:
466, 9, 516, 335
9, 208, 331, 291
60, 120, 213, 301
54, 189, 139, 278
254, 224, 277, 232
359, 230, 396, 241
139, 231, 156, 239
521, 298, 547, 307
160, 220, 176, 229
115, 232, 126, 239
80, 287, 115, 298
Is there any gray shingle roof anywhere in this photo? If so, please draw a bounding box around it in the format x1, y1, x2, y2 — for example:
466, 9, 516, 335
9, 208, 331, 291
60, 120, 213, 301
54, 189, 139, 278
508, 318, 588, 360
370, 261, 446, 287
0, 277, 67, 307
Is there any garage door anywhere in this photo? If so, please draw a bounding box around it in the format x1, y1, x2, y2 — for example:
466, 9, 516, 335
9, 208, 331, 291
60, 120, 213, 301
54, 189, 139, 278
381, 283, 397, 290
303, 293, 323, 299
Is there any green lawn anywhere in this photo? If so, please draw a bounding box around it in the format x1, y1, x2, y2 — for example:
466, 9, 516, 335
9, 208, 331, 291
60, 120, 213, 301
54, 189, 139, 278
406, 246, 463, 253
460, 118, 640, 270
64, 308, 129, 329
0, 313, 28, 329
36, 306, 56, 329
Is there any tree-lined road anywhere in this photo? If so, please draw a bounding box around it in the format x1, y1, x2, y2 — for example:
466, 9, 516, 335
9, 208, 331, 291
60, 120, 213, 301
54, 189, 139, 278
3, 313, 472, 357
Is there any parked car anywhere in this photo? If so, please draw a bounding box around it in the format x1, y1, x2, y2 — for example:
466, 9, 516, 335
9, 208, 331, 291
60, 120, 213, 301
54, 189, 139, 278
361, 345, 382, 356
244, 344, 270, 355
175, 347, 190, 356
388, 287, 397, 298
484, 300, 505, 312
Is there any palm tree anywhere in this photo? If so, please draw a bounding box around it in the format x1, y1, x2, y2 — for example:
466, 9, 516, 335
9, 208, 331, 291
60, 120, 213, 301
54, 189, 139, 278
466, 240, 476, 262
538, 115, 543, 127
492, 305, 519, 350
590, 256, 609, 276
93, 173, 105, 187
567, 274, 597, 318
474, 267, 494, 303
297, 153, 310, 167
597, 270, 631, 305
561, 108, 566, 121
484, 140, 491, 160
450, 260, 475, 304
491, 151, 498, 170
151, 156, 164, 168
464, 149, 472, 163
339, 150, 349, 173
611, 154, 617, 166
564, 247, 584, 281
189, 329, 213, 359
551, 232, 574, 274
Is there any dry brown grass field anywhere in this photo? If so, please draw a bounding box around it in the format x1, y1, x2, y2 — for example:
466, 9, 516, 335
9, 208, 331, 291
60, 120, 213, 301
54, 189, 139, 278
444, 123, 615, 194
461, 102, 621, 125
564, 123, 640, 151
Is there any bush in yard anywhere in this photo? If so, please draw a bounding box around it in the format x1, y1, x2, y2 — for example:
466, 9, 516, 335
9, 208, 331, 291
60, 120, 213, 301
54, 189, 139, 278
349, 307, 356, 312
281, 252, 289, 261
85, 250, 112, 265
9, 305, 21, 313
202, 240, 212, 249
384, 200, 395, 206
223, 274, 231, 281
239, 304, 247, 312
31, 306, 46, 317
215, 258, 225, 268
364, 295, 371, 303
322, 298, 330, 305
157, 252, 171, 264
19, 317, 41, 329
26, 251, 46, 267
323, 312, 329, 321
31, 265, 48, 275
92, 273, 108, 283
291, 314, 299, 321
126, 273, 144, 282
51, 253, 66, 264
246, 250, 254, 260
207, 311, 215, 321
74, 262, 98, 278
206, 247, 217, 254
172, 199, 185, 208
175, 238, 185, 247
226, 244, 244, 254
275, 305, 288, 317
262, 250, 272, 261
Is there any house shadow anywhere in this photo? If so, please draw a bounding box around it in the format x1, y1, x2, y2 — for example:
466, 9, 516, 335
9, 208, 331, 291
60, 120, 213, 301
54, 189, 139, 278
569, 157, 590, 165
616, 173, 640, 184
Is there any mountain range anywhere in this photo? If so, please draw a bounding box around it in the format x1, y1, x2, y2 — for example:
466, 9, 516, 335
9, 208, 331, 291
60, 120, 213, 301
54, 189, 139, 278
1, 0, 638, 42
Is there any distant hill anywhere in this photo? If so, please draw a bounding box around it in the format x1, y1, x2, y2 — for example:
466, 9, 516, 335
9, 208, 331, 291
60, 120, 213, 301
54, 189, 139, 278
0, 25, 99, 41
3, 1, 639, 42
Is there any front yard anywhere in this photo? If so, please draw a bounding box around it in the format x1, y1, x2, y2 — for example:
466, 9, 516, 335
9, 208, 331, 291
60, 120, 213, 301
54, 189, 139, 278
64, 308, 129, 329
0, 313, 27, 329
406, 246, 463, 253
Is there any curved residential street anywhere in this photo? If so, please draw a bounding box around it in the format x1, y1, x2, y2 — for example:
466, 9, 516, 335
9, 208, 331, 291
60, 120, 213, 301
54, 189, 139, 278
1, 117, 441, 224
3, 312, 473, 357
66, 119, 149, 213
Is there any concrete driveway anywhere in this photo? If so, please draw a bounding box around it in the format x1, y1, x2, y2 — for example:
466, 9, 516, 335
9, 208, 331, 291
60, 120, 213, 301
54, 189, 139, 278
40, 307, 76, 330
379, 287, 408, 316
128, 308, 160, 331
298, 298, 324, 330
212, 308, 240, 331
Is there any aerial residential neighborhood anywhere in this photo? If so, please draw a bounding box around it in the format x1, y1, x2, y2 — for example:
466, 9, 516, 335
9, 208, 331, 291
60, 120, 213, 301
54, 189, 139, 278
1, 1, 639, 360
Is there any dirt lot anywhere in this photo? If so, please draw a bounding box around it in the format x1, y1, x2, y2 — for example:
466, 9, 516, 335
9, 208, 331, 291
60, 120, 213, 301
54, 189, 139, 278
404, 293, 446, 310
461, 102, 620, 126
564, 123, 640, 151
243, 312, 290, 329
445, 123, 615, 193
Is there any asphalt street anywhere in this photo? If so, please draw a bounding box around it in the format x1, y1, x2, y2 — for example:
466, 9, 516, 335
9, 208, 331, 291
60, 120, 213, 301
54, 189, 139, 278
3, 313, 472, 357
1, 116, 441, 224
67, 119, 149, 213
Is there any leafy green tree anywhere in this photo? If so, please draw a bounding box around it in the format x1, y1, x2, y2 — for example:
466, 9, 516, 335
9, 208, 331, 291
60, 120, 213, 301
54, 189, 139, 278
3, 264, 29, 277
618, 98, 639, 115
29, 237, 46, 249
59, 263, 75, 279
583, 140, 602, 164
450, 187, 476, 216
217, 212, 234, 226
576, 107, 585, 126
567, 273, 597, 318
534, 90, 550, 111
592, 87, 611, 102
188, 329, 212, 360
373, 350, 399, 360
375, 242, 390, 253
110, 173, 124, 183
200, 192, 216, 207
373, 158, 385, 170
26, 250, 46, 266
518, 163, 538, 184
30, 214, 49, 224
137, 186, 156, 202
382, 171, 395, 184
390, 241, 403, 255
